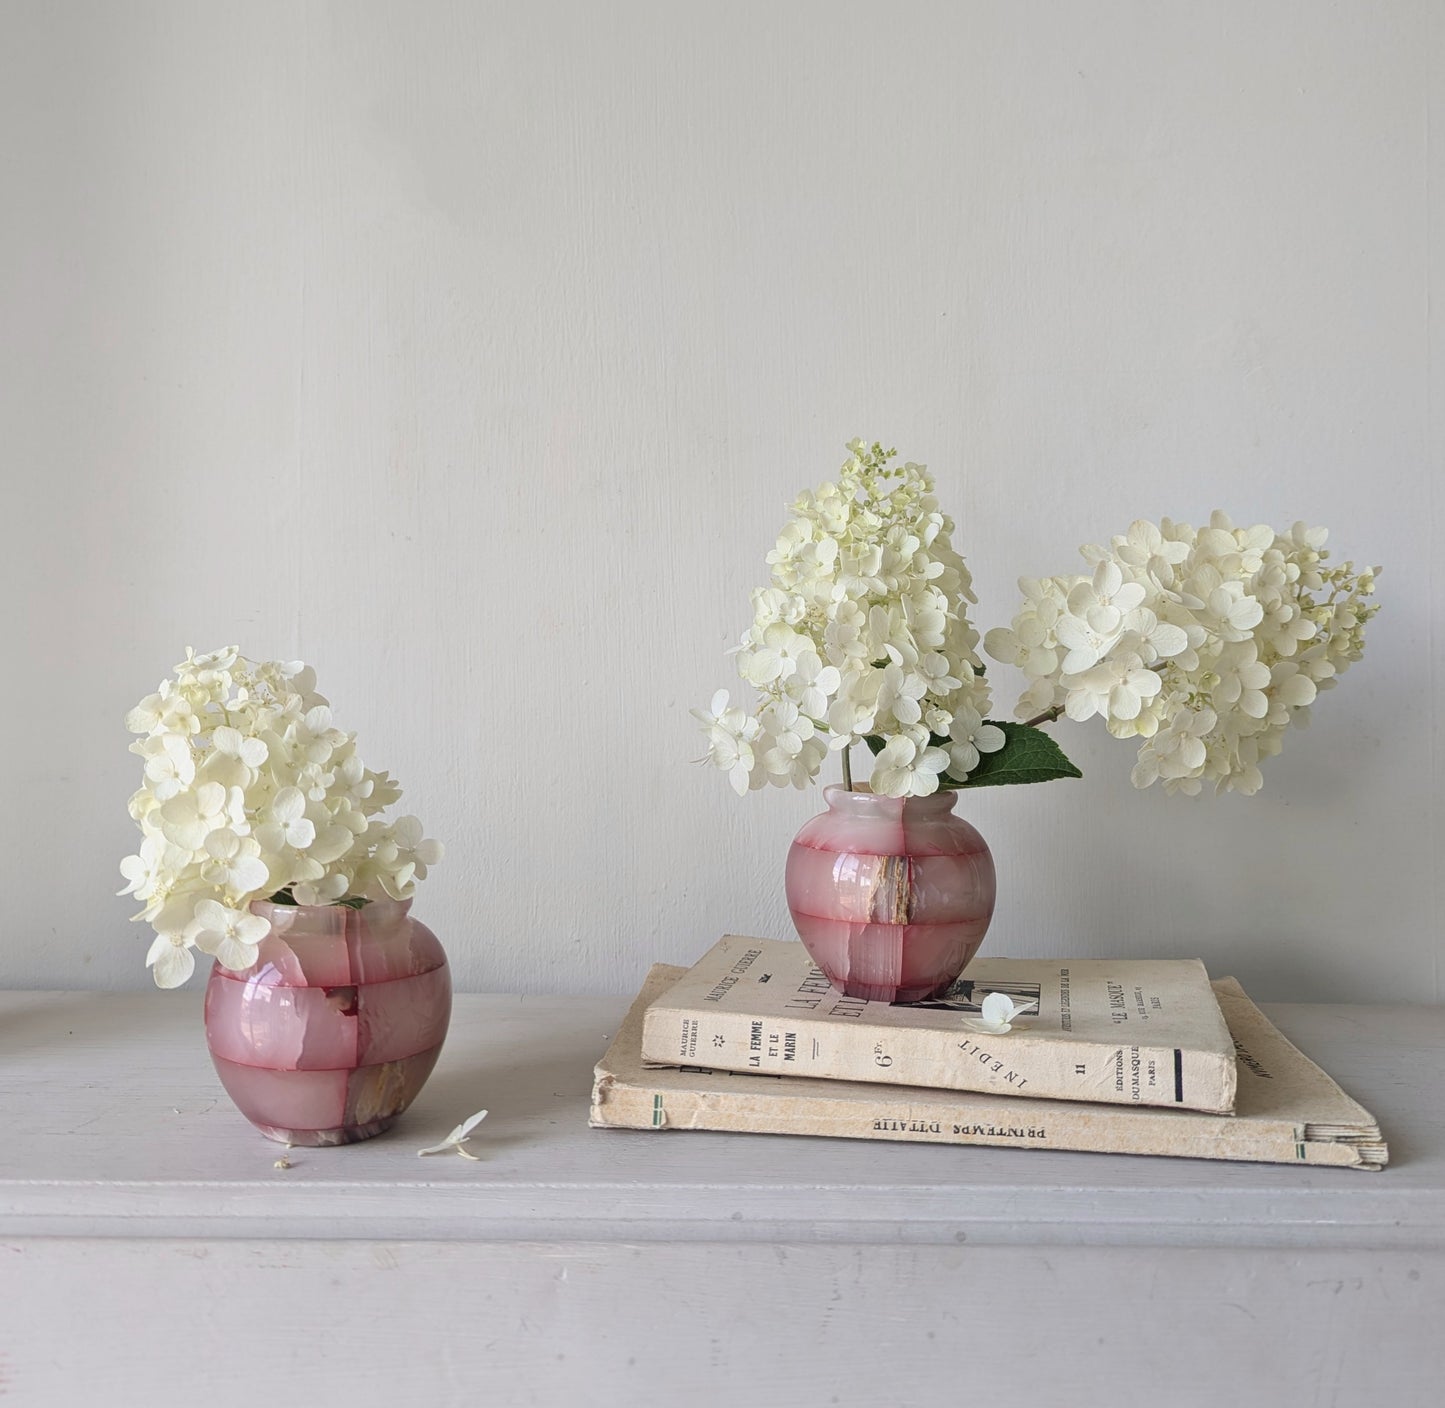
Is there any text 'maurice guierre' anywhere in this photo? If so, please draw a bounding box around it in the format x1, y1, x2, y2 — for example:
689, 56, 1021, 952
702, 946, 763, 1003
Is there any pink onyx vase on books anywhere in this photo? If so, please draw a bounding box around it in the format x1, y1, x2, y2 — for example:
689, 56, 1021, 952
786, 785, 994, 1003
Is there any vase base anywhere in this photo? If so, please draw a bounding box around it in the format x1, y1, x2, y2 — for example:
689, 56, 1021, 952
253, 1117, 398, 1147
831, 976, 956, 1005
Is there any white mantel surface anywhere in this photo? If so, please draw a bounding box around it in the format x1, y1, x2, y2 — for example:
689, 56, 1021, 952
3, 990, 1443, 1406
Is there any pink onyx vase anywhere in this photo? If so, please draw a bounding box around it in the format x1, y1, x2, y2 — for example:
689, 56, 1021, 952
785, 784, 996, 1004
203, 898, 451, 1146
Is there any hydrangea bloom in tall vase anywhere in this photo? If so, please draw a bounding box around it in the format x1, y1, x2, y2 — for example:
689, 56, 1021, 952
984, 514, 1380, 796
696, 442, 1080, 1003
695, 443, 1378, 1004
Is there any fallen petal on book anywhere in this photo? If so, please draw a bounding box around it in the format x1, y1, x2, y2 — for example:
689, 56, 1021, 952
785, 785, 997, 1004
961, 992, 1039, 1034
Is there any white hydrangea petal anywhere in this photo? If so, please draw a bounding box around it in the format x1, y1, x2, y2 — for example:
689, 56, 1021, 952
148, 935, 195, 989
234, 913, 271, 945
1149, 622, 1189, 658
210, 935, 260, 971
227, 854, 271, 894
272, 787, 306, 823
975, 724, 1006, 754
204, 829, 240, 862
960, 1015, 1009, 1035
417, 1108, 488, 1158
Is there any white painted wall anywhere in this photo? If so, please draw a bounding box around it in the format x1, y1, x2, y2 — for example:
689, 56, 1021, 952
1, 1, 1439, 1002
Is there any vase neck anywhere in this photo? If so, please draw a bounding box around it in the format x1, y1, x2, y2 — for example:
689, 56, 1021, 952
248, 898, 410, 939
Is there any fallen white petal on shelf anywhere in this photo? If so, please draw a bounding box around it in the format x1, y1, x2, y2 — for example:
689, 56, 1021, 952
417, 1108, 489, 1158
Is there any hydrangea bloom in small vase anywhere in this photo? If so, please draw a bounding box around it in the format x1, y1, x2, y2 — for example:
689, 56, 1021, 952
121, 648, 448, 1145
695, 442, 1081, 1003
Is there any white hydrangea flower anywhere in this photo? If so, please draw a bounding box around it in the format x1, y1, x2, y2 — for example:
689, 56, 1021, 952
1063, 653, 1162, 724
292, 872, 351, 906
759, 698, 815, 757
984, 577, 1068, 679
126, 681, 197, 738
158, 781, 230, 851
868, 735, 951, 798
762, 730, 828, 789
1113, 520, 1190, 581
1130, 705, 1218, 789
1070, 560, 1146, 636
122, 649, 442, 986
916, 652, 963, 697
1266, 661, 1318, 719
138, 733, 197, 802
697, 442, 997, 795
987, 516, 1379, 795
875, 663, 928, 728
1119, 607, 1190, 666
1202, 576, 1266, 642
369, 815, 446, 900
947, 703, 1006, 779
1210, 644, 1271, 720
189, 899, 271, 971
201, 830, 271, 898
118, 834, 182, 904
824, 668, 882, 749
783, 650, 841, 719
691, 689, 764, 796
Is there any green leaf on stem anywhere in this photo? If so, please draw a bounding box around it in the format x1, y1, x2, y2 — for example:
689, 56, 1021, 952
860, 722, 1081, 788
945, 721, 1082, 788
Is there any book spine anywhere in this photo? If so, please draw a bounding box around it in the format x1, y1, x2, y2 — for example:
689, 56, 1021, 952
590, 1078, 1361, 1167
640, 1005, 1237, 1113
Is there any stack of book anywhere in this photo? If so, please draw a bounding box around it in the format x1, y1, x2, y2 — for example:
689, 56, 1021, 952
590, 934, 1387, 1170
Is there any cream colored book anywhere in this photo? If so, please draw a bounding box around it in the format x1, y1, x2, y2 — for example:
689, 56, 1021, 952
639, 935, 1238, 1114
596, 966, 1387, 1170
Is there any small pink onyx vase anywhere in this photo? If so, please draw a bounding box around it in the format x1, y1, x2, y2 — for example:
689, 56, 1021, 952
203, 898, 451, 1146
785, 784, 996, 1004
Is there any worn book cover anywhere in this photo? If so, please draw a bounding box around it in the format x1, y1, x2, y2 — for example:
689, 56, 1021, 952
639, 935, 1238, 1112
598, 966, 1387, 1169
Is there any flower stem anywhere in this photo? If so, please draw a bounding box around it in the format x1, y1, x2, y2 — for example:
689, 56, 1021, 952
841, 745, 854, 790
1023, 705, 1065, 728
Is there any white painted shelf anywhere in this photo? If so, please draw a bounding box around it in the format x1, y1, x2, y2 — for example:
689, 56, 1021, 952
3, 989, 1442, 1245
3, 990, 1442, 1407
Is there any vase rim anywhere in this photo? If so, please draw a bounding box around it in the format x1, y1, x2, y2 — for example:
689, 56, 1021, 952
247, 896, 412, 931
249, 895, 411, 913
822, 783, 959, 814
